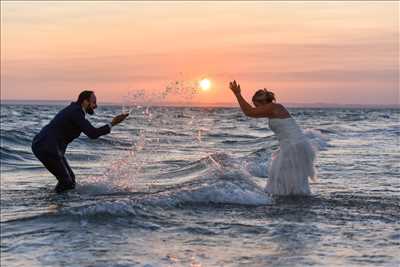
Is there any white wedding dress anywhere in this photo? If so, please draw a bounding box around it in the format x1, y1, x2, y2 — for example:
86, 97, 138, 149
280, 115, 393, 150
266, 117, 317, 196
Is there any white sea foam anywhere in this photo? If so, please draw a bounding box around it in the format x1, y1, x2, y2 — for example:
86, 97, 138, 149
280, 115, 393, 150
68, 178, 272, 218
166, 173, 272, 206
67, 153, 272, 218
303, 128, 330, 151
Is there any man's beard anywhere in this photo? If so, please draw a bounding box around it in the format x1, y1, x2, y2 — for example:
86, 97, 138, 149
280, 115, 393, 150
86, 107, 95, 115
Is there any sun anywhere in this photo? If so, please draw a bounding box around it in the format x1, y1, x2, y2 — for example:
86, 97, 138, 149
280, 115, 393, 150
199, 79, 211, 91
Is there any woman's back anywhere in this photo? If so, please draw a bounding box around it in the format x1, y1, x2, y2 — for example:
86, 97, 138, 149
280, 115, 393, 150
266, 103, 291, 119
268, 117, 306, 145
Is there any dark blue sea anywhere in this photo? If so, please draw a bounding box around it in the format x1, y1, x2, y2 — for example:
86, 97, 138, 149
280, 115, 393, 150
1, 104, 399, 266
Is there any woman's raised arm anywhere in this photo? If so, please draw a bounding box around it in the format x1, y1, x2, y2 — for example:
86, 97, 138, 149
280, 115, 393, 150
229, 80, 274, 118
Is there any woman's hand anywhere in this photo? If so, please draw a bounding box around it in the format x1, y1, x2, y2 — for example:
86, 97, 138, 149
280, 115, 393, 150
229, 80, 241, 95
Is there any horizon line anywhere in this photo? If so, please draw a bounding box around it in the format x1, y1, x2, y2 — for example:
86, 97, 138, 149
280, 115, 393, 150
1, 99, 399, 108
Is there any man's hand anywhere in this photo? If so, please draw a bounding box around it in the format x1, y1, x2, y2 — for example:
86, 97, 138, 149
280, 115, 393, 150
111, 113, 129, 126
229, 80, 241, 95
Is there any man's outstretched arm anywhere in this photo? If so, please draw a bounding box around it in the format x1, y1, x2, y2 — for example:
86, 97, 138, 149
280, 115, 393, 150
73, 110, 111, 139
73, 110, 129, 139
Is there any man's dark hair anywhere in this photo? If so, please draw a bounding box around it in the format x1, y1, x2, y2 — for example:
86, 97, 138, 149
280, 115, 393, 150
77, 90, 94, 104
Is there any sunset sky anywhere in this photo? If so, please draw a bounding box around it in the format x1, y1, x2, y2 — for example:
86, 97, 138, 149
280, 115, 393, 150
1, 1, 398, 105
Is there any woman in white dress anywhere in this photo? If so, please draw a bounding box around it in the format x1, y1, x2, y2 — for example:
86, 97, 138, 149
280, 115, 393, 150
229, 80, 317, 196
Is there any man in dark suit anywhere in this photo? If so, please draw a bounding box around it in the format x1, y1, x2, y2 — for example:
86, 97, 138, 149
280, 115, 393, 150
31, 90, 129, 193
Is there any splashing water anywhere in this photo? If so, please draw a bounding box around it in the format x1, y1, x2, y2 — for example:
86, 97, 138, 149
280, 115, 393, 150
122, 75, 200, 114
82, 129, 147, 194
88, 77, 206, 193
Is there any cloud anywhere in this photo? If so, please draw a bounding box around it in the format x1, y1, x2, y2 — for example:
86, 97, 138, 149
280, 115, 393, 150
221, 69, 399, 82
1, 54, 170, 83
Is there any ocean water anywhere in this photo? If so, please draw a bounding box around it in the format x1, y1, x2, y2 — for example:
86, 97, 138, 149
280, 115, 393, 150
1, 104, 399, 267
